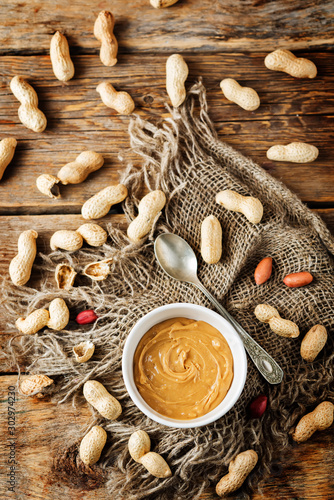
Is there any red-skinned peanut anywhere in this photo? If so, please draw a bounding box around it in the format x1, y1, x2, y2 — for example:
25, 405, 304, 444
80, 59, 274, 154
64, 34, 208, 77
283, 271, 313, 288
254, 257, 272, 285
248, 395, 268, 418
76, 310, 98, 325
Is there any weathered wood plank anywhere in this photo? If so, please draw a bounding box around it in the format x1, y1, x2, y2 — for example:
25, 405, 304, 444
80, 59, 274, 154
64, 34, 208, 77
312, 209, 334, 230
0, 54, 333, 212
0, 374, 99, 499
1, 2, 333, 498
0, 0, 333, 54
0, 374, 333, 499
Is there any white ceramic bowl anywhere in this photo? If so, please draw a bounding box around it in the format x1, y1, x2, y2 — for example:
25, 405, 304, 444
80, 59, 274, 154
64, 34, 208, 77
122, 303, 247, 428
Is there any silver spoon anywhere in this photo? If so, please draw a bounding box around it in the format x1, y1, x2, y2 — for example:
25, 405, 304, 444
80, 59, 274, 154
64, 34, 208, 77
154, 233, 283, 384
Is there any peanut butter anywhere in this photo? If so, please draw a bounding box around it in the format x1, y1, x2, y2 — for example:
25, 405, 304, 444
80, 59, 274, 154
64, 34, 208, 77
133, 317, 234, 420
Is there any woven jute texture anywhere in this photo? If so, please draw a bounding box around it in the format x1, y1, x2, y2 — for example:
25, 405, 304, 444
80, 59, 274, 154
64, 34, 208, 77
3, 81, 334, 500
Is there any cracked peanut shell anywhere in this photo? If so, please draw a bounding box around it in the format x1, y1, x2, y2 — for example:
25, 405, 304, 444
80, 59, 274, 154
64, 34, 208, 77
20, 374, 54, 398
55, 263, 77, 290
83, 258, 113, 281
73, 341, 95, 363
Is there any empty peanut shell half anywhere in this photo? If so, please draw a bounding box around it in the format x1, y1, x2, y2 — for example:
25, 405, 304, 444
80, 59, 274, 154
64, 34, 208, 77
19, 374, 54, 398
36, 174, 60, 199
73, 341, 95, 363
83, 258, 113, 281
55, 263, 77, 290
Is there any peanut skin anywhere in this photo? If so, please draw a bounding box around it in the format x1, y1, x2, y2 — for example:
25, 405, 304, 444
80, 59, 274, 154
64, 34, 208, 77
50, 31, 75, 82
57, 151, 104, 185
9, 229, 38, 286
76, 310, 98, 325
283, 271, 313, 288
94, 11, 118, 66
10, 76, 47, 132
0, 138, 17, 181
265, 49, 317, 78
254, 257, 272, 285
248, 395, 268, 419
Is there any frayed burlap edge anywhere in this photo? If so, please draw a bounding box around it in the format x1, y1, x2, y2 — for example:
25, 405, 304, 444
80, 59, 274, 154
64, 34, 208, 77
1, 80, 333, 500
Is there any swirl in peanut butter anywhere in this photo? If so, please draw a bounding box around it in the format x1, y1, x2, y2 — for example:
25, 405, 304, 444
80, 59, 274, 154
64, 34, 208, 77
133, 317, 234, 420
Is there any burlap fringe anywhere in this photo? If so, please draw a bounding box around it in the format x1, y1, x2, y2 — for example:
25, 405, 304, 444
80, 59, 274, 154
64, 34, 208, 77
1, 81, 333, 500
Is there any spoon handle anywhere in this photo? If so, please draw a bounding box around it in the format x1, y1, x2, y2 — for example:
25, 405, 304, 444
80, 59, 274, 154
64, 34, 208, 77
194, 281, 283, 384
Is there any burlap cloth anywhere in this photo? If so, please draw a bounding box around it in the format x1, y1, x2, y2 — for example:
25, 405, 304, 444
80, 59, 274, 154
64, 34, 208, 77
2, 81, 334, 500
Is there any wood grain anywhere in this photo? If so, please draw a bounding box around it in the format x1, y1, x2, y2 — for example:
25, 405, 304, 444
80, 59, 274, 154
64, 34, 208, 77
0, 375, 333, 500
0, 1, 333, 498
0, 0, 333, 54
0, 53, 333, 213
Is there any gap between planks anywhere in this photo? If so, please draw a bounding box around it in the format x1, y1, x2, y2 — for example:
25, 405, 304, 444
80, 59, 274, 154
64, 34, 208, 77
0, 0, 334, 54
0, 374, 333, 500
0, 54, 334, 210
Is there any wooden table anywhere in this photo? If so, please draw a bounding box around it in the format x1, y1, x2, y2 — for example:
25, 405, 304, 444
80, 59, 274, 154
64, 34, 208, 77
0, 1, 333, 499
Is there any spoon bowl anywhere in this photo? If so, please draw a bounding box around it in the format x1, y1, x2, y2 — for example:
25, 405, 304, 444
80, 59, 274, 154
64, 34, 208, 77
154, 232, 283, 384
154, 232, 198, 283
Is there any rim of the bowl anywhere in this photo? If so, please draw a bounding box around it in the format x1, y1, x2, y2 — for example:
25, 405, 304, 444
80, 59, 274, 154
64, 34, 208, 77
122, 303, 247, 428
